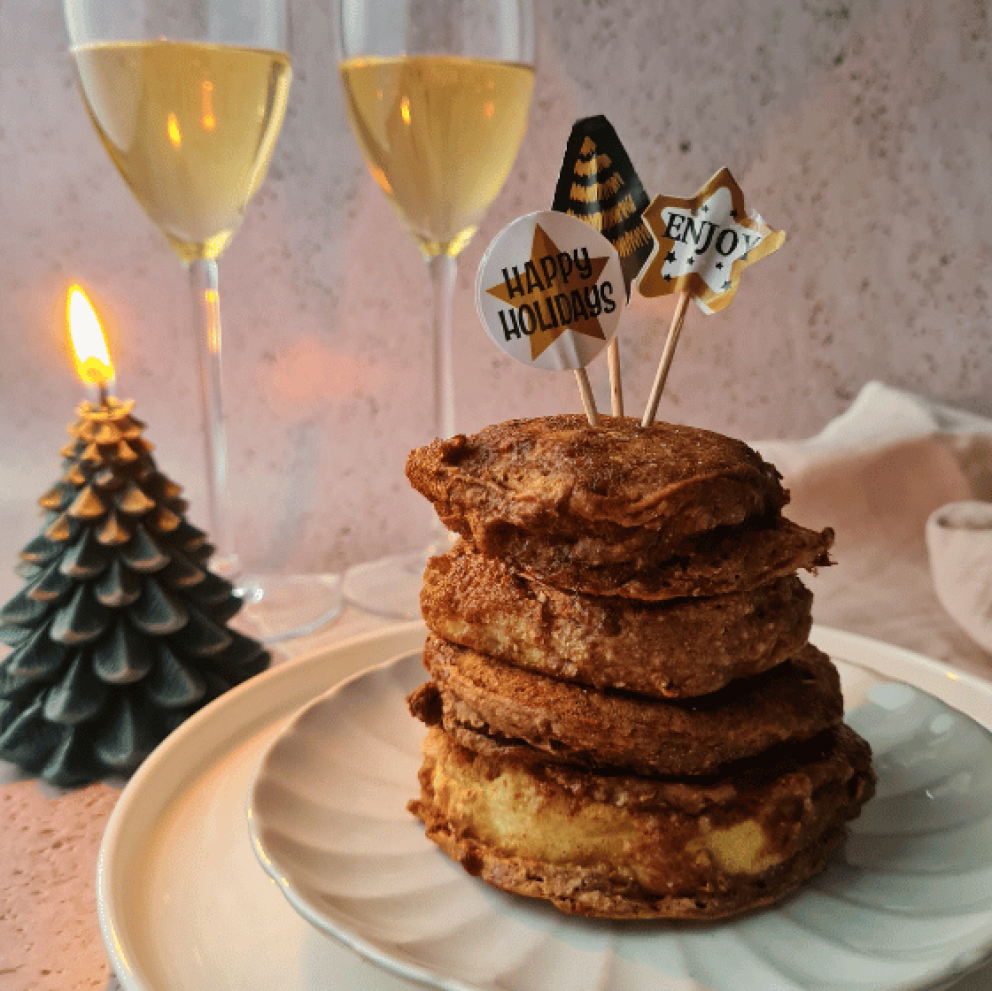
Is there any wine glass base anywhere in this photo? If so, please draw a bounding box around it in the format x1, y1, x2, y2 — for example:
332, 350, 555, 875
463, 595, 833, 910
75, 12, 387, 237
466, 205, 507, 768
234, 573, 344, 645
342, 548, 433, 621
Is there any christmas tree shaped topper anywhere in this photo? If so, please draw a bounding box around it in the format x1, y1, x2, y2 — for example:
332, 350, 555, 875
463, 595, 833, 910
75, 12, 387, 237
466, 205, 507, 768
0, 287, 268, 786
552, 115, 653, 300
638, 168, 786, 425
551, 116, 653, 417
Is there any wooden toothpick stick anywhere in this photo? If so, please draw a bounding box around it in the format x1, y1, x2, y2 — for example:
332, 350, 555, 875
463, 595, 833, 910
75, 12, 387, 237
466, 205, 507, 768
641, 291, 691, 428
607, 338, 623, 417
574, 367, 600, 426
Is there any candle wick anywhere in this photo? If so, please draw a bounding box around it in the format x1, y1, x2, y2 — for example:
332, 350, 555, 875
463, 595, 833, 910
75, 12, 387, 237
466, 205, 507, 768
97, 381, 110, 407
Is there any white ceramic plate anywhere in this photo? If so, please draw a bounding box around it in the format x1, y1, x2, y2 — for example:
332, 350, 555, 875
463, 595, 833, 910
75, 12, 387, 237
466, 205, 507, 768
248, 627, 992, 991
97, 624, 992, 991
97, 622, 429, 991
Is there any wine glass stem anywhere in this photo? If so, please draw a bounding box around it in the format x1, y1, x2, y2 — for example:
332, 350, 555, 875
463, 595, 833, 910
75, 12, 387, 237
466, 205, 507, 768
428, 250, 457, 551
188, 257, 241, 580
430, 252, 457, 441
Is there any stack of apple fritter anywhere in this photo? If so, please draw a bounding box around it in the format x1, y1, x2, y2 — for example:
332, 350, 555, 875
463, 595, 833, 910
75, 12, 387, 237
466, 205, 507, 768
404, 414, 874, 919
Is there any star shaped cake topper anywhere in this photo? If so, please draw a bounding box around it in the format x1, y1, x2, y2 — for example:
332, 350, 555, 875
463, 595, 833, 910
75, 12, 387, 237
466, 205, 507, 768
637, 167, 787, 425
638, 167, 785, 313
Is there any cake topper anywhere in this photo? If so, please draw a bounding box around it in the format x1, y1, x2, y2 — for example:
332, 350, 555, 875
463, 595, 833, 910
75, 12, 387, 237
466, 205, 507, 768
476, 210, 625, 425
551, 116, 652, 416
475, 117, 786, 429
552, 116, 653, 300
638, 168, 786, 426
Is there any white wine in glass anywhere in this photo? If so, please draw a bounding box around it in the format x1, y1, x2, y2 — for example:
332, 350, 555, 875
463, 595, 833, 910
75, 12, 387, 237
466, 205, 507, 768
64, 0, 343, 642
71, 39, 291, 263
339, 55, 535, 258
338, 1, 535, 618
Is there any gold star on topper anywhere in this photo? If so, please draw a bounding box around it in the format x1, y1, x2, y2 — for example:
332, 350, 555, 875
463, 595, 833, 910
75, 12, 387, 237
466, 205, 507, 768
638, 167, 785, 313
486, 223, 611, 360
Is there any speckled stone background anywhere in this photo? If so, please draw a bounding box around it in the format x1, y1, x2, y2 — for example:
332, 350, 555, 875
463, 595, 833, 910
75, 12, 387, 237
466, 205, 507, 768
0, 0, 989, 590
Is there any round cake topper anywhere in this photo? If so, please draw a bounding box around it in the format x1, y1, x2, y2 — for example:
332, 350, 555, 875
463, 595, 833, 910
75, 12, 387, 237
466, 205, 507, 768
476, 210, 625, 371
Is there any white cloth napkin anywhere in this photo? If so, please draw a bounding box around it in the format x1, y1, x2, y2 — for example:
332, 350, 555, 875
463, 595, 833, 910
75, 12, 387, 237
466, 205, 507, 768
753, 381, 992, 678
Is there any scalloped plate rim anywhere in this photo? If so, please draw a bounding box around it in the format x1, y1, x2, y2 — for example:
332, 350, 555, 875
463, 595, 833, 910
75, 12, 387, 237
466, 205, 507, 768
248, 647, 483, 991
247, 627, 992, 991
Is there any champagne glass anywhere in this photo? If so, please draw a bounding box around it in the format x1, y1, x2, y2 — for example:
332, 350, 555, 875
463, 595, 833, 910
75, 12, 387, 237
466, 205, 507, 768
63, 0, 343, 643
338, 0, 535, 618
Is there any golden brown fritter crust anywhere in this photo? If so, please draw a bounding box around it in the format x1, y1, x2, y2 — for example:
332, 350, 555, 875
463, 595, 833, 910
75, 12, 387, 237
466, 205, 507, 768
408, 725, 875, 919
405, 413, 866, 920
423, 819, 851, 921
421, 543, 813, 697
505, 518, 834, 599
411, 637, 844, 776
405, 415, 789, 563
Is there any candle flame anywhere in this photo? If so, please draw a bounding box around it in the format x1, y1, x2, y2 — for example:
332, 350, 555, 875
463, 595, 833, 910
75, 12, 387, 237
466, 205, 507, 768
67, 285, 115, 387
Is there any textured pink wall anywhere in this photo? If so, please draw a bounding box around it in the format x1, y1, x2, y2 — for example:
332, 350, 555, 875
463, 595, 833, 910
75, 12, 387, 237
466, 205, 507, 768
0, 0, 988, 587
